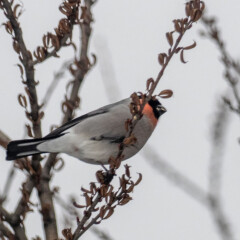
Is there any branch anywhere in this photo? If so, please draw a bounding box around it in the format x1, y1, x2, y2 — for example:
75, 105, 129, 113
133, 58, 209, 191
0, 205, 27, 240
37, 1, 96, 239
69, 2, 205, 239
0, 130, 10, 149
201, 15, 240, 117
1, 0, 42, 139
0, 166, 15, 203
32, 1, 81, 65
41, 60, 72, 109
143, 147, 209, 206
107, 0, 205, 172
208, 195, 235, 240
0, 222, 14, 239
200, 16, 236, 240
43, 0, 96, 177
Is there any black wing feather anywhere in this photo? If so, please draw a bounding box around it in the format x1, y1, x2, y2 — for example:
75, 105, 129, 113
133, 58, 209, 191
45, 108, 108, 138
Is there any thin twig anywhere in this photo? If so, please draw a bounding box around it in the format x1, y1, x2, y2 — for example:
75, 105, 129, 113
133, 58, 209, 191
0, 166, 15, 203
55, 195, 114, 240
0, 130, 10, 149
208, 195, 235, 240
143, 147, 209, 206
209, 101, 229, 198
41, 60, 72, 109
201, 15, 240, 116
201, 15, 236, 240
72, 193, 102, 239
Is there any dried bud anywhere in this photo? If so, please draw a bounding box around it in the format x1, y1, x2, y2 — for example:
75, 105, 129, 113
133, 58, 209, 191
166, 31, 174, 47
158, 89, 173, 98
123, 134, 137, 146
180, 49, 187, 63
183, 41, 197, 50
146, 78, 155, 91
158, 53, 167, 66
191, 9, 202, 22
134, 173, 143, 186
25, 124, 33, 138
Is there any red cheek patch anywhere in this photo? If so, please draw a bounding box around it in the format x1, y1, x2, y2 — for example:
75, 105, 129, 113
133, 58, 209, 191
143, 103, 158, 127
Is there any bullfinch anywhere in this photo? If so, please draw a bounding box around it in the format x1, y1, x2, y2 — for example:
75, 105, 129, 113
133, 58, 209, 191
6, 97, 166, 164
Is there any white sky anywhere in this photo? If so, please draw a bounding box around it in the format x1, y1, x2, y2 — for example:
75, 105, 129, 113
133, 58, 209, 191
0, 1, 240, 240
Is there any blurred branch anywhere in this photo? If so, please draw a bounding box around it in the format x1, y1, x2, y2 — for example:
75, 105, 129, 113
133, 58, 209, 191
0, 166, 15, 204
91, 227, 113, 240
201, 15, 240, 117
143, 147, 209, 206
41, 60, 72, 109
94, 37, 121, 102
208, 195, 235, 240
209, 101, 229, 198
200, 16, 238, 239
144, 146, 235, 240
0, 131, 15, 204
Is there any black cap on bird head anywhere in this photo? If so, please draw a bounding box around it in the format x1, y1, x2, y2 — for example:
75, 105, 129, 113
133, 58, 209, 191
148, 98, 167, 119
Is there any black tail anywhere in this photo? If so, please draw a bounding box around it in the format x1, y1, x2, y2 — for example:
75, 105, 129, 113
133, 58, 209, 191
6, 138, 47, 160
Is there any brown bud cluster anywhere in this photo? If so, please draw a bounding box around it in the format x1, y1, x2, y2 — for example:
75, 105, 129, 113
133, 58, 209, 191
72, 164, 142, 234
185, 0, 205, 22
33, 0, 82, 63
155, 0, 203, 69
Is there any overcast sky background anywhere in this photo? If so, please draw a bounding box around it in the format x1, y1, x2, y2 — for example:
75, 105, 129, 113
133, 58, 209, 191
0, 0, 240, 240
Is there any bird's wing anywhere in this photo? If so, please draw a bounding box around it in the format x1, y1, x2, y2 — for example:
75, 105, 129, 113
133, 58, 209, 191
45, 108, 108, 138
45, 98, 130, 139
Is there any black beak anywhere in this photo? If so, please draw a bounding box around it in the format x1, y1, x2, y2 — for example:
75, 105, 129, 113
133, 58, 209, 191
160, 106, 167, 115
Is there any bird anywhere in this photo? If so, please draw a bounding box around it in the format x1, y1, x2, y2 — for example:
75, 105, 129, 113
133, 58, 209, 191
6, 97, 166, 164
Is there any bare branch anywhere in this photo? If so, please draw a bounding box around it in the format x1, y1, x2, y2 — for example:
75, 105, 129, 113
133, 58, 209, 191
41, 60, 72, 109
0, 166, 15, 203
209, 101, 229, 198
208, 195, 235, 240
0, 222, 14, 239
91, 227, 114, 240
37, 1, 97, 239
56, 195, 114, 240
0, 205, 27, 240
1, 0, 42, 139
200, 15, 236, 240
41, 0, 96, 181
201, 15, 240, 117
143, 147, 209, 206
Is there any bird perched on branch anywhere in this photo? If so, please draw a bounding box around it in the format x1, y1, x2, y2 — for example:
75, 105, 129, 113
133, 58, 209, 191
6, 97, 166, 164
